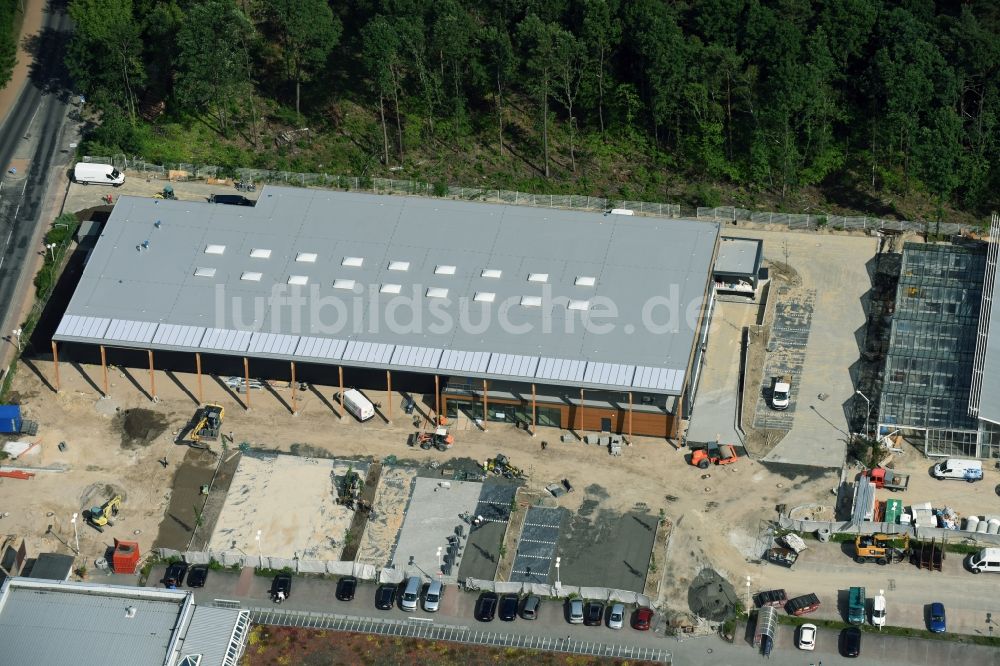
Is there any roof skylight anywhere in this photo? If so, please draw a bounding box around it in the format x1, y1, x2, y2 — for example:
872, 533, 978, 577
204, 244, 226, 255
568, 299, 590, 311
194, 267, 217, 277
287, 275, 309, 286
342, 256, 364, 267
296, 252, 318, 263
241, 271, 262, 282
435, 265, 456, 275
426, 287, 449, 299
474, 292, 496, 302
333, 279, 356, 290
527, 273, 549, 283
521, 295, 542, 307
250, 248, 271, 259
575, 276, 596, 287
388, 261, 410, 271
481, 269, 502, 279
380, 283, 402, 294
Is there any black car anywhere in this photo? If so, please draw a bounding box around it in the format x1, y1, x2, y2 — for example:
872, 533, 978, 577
375, 584, 396, 610
186, 564, 208, 588
163, 562, 188, 588
271, 574, 292, 603
841, 626, 862, 658
336, 576, 357, 601
498, 594, 519, 621
209, 194, 254, 206
584, 601, 605, 626
475, 592, 499, 622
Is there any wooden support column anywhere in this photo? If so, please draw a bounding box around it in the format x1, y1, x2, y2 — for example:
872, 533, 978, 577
531, 383, 537, 436
628, 391, 633, 442
100, 345, 109, 396
243, 357, 250, 410
386, 370, 392, 419
482, 379, 489, 430
434, 375, 440, 424
147, 349, 156, 401
51, 341, 60, 391
290, 361, 297, 414
579, 388, 585, 433
338, 366, 344, 413
195, 352, 203, 403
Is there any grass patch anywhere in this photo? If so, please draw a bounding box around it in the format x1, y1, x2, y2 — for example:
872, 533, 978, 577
254, 565, 294, 578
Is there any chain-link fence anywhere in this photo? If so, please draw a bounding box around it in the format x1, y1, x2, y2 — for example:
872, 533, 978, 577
80, 155, 979, 236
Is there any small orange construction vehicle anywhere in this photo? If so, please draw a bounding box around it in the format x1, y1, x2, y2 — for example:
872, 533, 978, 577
689, 442, 739, 468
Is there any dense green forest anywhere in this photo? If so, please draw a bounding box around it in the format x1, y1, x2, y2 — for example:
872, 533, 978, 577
0, 0, 19, 90
66, 0, 1000, 218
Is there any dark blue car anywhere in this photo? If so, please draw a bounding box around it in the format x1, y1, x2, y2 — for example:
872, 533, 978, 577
929, 602, 946, 633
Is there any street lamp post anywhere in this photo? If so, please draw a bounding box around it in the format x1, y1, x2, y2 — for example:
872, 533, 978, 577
436, 546, 442, 574
46, 242, 57, 261
855, 390, 872, 438
745, 576, 751, 612
11, 328, 21, 353
70, 513, 79, 554
554, 556, 561, 591
256, 530, 262, 568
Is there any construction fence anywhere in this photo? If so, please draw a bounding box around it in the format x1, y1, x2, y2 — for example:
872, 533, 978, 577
82, 155, 979, 237
156, 548, 378, 579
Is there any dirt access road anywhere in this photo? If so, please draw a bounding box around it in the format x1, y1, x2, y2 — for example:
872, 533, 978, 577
3, 354, 836, 619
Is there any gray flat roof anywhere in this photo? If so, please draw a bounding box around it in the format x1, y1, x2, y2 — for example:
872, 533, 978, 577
0, 579, 188, 666
714, 236, 761, 276
55, 188, 720, 394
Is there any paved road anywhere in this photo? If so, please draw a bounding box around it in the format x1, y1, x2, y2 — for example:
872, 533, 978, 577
0, 0, 73, 348
148, 565, 1000, 665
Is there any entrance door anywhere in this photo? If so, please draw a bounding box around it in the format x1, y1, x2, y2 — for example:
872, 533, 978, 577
600, 417, 612, 433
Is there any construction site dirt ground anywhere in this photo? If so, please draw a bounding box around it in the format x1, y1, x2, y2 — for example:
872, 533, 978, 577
3, 355, 840, 619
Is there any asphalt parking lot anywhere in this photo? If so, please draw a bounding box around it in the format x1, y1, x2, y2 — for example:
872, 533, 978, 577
458, 481, 516, 582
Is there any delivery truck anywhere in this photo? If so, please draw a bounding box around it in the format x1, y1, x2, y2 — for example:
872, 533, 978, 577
342, 389, 375, 422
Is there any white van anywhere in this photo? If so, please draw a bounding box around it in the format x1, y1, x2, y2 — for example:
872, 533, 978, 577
967, 548, 1000, 574
73, 162, 124, 186
342, 388, 375, 422
931, 458, 983, 482
871, 590, 886, 627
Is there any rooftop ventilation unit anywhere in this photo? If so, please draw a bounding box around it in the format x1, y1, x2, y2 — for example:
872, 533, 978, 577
241, 271, 262, 282
333, 278, 356, 290
193, 267, 217, 278
342, 256, 364, 267
521, 295, 542, 307
388, 261, 410, 271
575, 276, 596, 287
426, 287, 449, 299
125, 606, 137, 619
250, 248, 271, 259
481, 269, 502, 279
288, 275, 309, 286
204, 244, 225, 255
527, 273, 549, 283
380, 283, 402, 294
435, 265, 456, 275
568, 299, 590, 311
474, 292, 496, 302
296, 252, 318, 263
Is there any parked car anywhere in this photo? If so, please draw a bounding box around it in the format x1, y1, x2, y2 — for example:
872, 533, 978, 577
840, 627, 862, 657
401, 576, 421, 611
498, 594, 519, 621
929, 602, 947, 633
632, 607, 653, 631
521, 595, 541, 620
584, 601, 605, 626
871, 591, 886, 628
608, 603, 625, 630
186, 564, 208, 588
423, 580, 442, 612
567, 598, 584, 624
797, 623, 817, 650
476, 593, 498, 622
270, 574, 291, 604
164, 562, 188, 589
336, 576, 357, 601
375, 584, 396, 610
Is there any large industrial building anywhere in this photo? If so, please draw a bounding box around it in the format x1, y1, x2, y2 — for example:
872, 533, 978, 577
52, 188, 722, 438
877, 217, 1000, 458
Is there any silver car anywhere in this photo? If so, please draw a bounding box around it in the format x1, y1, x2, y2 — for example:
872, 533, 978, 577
608, 603, 625, 629
568, 598, 584, 624
423, 580, 442, 612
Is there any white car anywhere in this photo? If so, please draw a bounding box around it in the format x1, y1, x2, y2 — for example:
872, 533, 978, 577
608, 603, 624, 630
872, 591, 886, 628
797, 623, 817, 650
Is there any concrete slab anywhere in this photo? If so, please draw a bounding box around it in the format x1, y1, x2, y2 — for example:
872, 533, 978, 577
391, 477, 482, 580
207, 453, 363, 560
687, 300, 758, 444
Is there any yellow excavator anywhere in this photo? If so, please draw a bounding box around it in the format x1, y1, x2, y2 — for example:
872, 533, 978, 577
185, 404, 224, 447
85, 495, 122, 532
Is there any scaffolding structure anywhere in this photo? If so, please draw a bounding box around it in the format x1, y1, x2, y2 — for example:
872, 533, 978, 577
878, 242, 997, 457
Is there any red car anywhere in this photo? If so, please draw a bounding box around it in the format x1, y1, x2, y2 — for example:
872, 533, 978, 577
632, 607, 654, 630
